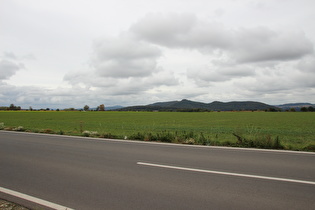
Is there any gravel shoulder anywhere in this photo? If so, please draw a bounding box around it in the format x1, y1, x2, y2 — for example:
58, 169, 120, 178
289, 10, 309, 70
0, 199, 30, 210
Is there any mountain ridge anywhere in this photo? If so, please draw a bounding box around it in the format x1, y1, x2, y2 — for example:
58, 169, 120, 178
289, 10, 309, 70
275, 103, 315, 111
118, 99, 280, 111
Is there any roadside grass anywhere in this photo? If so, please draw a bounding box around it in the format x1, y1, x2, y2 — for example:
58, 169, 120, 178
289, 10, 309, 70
0, 111, 314, 151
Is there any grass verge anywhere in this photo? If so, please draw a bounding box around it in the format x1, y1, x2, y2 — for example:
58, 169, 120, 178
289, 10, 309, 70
0, 111, 314, 152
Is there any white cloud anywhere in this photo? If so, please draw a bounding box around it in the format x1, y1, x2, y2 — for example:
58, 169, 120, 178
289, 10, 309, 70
1, 1, 315, 108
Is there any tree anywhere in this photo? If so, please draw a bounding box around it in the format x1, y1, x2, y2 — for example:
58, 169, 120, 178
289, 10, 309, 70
99, 104, 105, 111
301, 107, 308, 112
83, 105, 90, 111
9, 104, 15, 110
8, 104, 21, 111
308, 106, 314, 112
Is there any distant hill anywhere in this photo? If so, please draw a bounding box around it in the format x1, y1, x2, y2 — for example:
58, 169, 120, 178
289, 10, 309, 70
150, 99, 211, 110
106, 105, 124, 110
118, 99, 279, 111
275, 103, 315, 111
89, 105, 124, 111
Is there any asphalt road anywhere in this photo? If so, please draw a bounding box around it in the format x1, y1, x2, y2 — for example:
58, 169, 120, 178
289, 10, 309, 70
1, 131, 315, 210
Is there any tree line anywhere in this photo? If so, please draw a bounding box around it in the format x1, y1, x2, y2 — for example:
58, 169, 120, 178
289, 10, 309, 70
0, 104, 106, 111
300, 106, 315, 112
0, 104, 22, 111
1, 103, 314, 112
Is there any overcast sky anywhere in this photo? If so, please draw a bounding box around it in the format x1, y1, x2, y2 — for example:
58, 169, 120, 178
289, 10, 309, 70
1, 0, 315, 109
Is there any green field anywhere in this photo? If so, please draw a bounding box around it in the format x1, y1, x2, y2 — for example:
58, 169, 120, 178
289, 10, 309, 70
0, 111, 314, 151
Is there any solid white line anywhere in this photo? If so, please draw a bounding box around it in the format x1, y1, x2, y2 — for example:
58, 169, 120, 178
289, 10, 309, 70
137, 162, 315, 186
1, 130, 314, 156
0, 186, 74, 210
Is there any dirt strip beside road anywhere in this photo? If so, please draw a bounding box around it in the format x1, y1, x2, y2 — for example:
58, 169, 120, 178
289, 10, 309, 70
0, 199, 30, 210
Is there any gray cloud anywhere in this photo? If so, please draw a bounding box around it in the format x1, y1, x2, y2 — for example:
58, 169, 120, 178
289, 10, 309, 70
2, 6, 314, 109
61, 33, 181, 99
188, 61, 255, 83
0, 81, 106, 109
0, 59, 23, 80
3, 52, 18, 60
64, 69, 179, 97
63, 71, 117, 89
131, 13, 314, 63
231, 28, 314, 63
297, 56, 315, 72
129, 13, 314, 91
131, 13, 231, 50
291, 56, 315, 87
65, 13, 314, 105
232, 59, 315, 95
91, 36, 161, 78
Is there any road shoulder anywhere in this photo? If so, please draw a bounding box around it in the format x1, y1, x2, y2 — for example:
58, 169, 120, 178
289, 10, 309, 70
0, 199, 30, 210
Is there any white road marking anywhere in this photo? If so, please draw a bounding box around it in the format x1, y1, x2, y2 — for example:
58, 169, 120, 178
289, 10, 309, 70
137, 162, 315, 185
0, 186, 74, 210
2, 130, 314, 156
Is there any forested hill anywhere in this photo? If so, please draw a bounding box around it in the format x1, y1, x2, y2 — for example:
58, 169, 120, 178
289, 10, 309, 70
275, 103, 315, 111
118, 99, 279, 111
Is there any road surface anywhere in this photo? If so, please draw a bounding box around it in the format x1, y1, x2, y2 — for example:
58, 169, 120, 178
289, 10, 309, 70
1, 131, 315, 209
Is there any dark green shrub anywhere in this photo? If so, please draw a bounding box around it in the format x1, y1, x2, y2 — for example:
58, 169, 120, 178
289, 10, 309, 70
273, 136, 284, 149
156, 131, 174, 143
41, 129, 54, 134
101, 133, 120, 139
303, 144, 315, 152
129, 132, 145, 140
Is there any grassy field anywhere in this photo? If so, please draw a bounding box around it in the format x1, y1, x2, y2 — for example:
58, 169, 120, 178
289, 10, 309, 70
0, 111, 314, 151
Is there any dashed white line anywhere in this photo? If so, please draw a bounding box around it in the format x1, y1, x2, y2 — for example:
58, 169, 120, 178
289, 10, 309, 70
137, 162, 315, 185
0, 186, 74, 210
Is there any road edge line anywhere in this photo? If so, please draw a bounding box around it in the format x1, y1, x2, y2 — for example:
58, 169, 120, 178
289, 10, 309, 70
1, 130, 314, 155
0, 186, 74, 210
